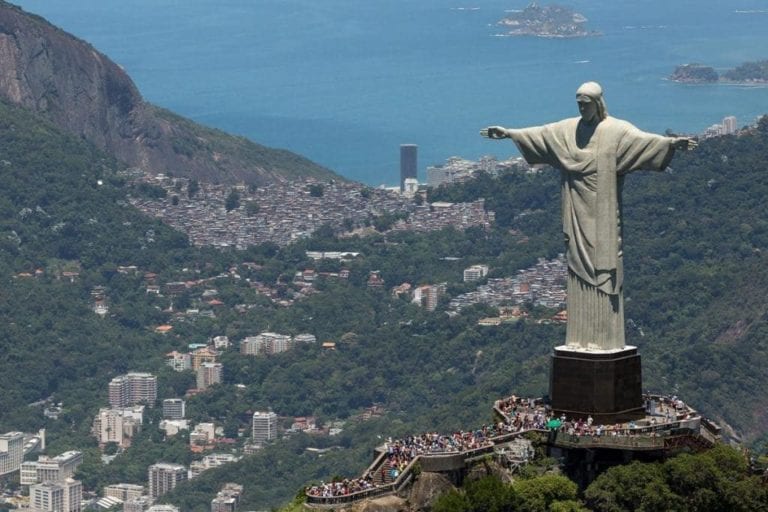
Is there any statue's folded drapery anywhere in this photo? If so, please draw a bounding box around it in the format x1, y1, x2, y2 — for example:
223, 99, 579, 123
508, 116, 675, 350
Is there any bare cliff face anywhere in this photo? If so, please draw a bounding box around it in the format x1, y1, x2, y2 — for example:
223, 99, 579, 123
0, 1, 336, 185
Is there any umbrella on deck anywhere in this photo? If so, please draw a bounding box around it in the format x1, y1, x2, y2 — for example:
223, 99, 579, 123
546, 419, 562, 429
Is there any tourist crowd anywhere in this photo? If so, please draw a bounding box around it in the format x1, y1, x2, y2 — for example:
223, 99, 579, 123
307, 394, 700, 500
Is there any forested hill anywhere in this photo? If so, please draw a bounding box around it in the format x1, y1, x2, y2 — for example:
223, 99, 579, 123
0, 1, 337, 185
431, 117, 768, 445
2, 92, 768, 510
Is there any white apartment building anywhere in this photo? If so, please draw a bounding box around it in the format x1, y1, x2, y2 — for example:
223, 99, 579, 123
240, 332, 293, 355
108, 373, 157, 408
197, 362, 223, 390
165, 351, 191, 372
463, 264, 490, 282
252, 411, 277, 445
293, 333, 317, 344
162, 398, 186, 420
189, 453, 240, 478
91, 406, 144, 447
148, 462, 187, 500
0, 431, 24, 476
722, 115, 738, 135
29, 478, 81, 512
212, 335, 231, 349
123, 496, 152, 512
103, 483, 145, 502
20, 451, 83, 486
412, 283, 447, 312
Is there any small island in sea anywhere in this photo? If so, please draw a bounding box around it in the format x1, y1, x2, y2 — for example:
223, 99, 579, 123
670, 60, 768, 84
496, 2, 600, 38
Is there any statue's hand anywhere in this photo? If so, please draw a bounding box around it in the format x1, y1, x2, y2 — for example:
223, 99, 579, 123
672, 137, 698, 151
480, 126, 508, 139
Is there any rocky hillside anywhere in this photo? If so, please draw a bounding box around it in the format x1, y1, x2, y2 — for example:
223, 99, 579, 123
0, 1, 337, 185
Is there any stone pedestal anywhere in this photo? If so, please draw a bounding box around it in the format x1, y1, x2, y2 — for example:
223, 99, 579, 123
549, 345, 644, 424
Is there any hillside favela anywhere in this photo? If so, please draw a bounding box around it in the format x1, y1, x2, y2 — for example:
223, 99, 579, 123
2, 1, 768, 512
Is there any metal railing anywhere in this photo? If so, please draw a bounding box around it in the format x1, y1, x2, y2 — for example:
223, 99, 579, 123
305, 428, 547, 507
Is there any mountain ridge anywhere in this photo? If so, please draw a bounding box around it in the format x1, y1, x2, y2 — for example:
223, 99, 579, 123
0, 0, 338, 185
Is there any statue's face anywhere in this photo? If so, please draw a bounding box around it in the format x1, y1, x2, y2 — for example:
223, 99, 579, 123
577, 99, 598, 123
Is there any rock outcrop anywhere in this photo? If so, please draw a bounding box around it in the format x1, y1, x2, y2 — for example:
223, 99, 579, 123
407, 472, 456, 511
0, 1, 336, 185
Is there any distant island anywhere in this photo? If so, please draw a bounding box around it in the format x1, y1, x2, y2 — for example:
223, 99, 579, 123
670, 60, 768, 84
496, 3, 600, 38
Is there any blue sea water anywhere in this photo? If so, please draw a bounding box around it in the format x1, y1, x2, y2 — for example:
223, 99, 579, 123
12, 0, 768, 185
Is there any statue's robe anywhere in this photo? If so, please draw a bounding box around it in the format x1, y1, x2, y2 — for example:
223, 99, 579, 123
509, 116, 675, 350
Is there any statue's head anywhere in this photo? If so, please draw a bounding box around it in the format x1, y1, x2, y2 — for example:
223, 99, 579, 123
576, 81, 608, 123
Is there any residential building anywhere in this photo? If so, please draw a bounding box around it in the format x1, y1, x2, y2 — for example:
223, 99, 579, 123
191, 347, 219, 370
20, 451, 83, 486
211, 483, 243, 512
412, 283, 447, 311
252, 411, 277, 445
147, 506, 180, 512
159, 419, 190, 436
463, 264, 489, 282
148, 463, 187, 500
212, 335, 230, 349
0, 431, 24, 476
722, 115, 738, 135
123, 496, 152, 512
162, 399, 186, 420
165, 351, 191, 372
190, 453, 240, 478
29, 478, 81, 512
91, 406, 144, 447
190, 423, 216, 448
211, 495, 237, 512
102, 483, 144, 502
293, 333, 317, 344
197, 362, 223, 390
240, 332, 292, 356
108, 373, 157, 408
403, 177, 419, 197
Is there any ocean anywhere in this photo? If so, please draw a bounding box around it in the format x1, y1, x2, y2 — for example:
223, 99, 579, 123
12, 0, 768, 185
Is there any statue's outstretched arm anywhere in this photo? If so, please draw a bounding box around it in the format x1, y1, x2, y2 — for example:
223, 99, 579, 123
671, 137, 698, 151
480, 126, 515, 139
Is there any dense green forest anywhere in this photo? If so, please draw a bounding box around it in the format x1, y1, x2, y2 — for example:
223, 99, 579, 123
429, 445, 767, 512
1, 97, 768, 510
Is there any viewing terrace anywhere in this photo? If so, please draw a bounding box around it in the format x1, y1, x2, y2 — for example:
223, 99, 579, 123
304, 394, 721, 508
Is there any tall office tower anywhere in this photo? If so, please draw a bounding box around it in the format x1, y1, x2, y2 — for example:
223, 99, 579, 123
109, 373, 157, 408
162, 399, 186, 420
400, 144, 418, 191
722, 115, 737, 135
196, 362, 223, 390
148, 463, 187, 500
0, 431, 24, 476
251, 411, 277, 445
30, 478, 82, 512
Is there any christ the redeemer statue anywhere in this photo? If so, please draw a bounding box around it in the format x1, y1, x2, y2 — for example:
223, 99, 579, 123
482, 82, 697, 352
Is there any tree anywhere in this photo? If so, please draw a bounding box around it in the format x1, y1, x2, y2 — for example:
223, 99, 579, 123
187, 179, 200, 198
225, 190, 241, 211
513, 474, 580, 512
308, 184, 324, 197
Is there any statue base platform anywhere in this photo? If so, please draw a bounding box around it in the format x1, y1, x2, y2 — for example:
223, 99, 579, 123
549, 345, 644, 424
